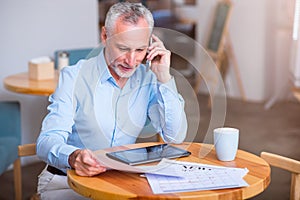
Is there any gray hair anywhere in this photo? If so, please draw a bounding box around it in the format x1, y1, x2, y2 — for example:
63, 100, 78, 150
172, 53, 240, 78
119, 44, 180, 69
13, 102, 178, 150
104, 2, 154, 36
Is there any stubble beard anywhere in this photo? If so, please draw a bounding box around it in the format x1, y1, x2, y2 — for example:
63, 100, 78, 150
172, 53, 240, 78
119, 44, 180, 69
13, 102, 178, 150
111, 63, 137, 78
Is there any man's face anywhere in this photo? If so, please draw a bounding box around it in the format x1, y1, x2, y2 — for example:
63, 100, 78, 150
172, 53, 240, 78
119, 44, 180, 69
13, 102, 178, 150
102, 18, 151, 79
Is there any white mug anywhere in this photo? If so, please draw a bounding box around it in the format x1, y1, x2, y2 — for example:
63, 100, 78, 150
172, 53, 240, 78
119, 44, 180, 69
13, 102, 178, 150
213, 127, 239, 161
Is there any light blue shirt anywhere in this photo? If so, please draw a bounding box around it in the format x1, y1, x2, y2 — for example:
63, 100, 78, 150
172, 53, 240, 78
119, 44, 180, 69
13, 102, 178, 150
37, 50, 187, 170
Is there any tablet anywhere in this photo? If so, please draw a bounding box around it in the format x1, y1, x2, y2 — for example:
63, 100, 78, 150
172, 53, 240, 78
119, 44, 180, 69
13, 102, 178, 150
106, 144, 191, 165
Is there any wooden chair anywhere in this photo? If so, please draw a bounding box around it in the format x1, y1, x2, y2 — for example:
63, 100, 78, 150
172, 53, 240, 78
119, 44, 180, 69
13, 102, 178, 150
0, 101, 21, 176
12, 137, 164, 200
193, 0, 232, 94
261, 152, 300, 200
13, 143, 39, 200
193, 0, 246, 103
54, 47, 102, 69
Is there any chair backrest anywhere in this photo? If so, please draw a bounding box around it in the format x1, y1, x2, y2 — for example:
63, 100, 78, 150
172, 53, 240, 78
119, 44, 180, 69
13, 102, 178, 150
261, 152, 300, 200
206, 0, 232, 59
0, 101, 21, 174
14, 143, 37, 200
54, 47, 102, 68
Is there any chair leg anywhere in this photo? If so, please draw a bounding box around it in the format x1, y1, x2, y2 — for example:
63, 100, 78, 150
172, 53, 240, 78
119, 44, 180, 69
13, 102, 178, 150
290, 173, 300, 200
13, 158, 22, 200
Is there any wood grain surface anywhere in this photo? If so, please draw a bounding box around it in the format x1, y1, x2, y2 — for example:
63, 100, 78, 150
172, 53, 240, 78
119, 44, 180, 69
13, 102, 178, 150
4, 71, 58, 96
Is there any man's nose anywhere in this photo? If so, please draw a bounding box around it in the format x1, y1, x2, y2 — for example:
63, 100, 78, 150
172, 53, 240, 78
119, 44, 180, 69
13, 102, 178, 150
125, 51, 136, 67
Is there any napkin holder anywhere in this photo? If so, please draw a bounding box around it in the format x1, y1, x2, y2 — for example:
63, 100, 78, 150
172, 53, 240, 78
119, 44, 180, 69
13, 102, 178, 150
28, 57, 55, 80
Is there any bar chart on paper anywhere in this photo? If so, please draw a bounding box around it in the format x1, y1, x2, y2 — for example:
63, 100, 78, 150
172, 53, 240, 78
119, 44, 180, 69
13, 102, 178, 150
145, 159, 249, 194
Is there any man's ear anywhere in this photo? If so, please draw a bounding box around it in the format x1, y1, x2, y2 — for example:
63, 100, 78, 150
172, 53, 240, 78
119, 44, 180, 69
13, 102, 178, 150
101, 27, 107, 45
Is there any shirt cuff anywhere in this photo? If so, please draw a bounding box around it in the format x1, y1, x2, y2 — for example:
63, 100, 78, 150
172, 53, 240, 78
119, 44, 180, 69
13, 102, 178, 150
59, 145, 80, 168
157, 76, 179, 96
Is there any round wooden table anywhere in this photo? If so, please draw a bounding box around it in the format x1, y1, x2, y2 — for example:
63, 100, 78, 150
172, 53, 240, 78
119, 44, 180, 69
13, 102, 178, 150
68, 142, 270, 200
3, 71, 58, 96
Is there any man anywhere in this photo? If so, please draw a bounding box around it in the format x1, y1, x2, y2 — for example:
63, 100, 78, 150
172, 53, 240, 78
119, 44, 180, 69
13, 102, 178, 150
36, 2, 187, 199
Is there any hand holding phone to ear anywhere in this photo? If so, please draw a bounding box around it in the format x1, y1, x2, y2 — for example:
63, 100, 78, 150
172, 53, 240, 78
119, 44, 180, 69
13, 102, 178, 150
147, 34, 172, 83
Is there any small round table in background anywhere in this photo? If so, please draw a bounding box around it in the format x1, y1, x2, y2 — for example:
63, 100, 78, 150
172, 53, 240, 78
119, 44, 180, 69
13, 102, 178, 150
3, 71, 58, 96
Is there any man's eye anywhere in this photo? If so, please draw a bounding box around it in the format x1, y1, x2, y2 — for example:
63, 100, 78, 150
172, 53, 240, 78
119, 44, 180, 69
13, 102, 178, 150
119, 47, 129, 52
136, 49, 145, 52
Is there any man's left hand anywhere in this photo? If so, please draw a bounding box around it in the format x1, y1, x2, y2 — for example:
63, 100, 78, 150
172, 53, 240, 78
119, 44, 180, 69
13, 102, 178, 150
146, 34, 172, 83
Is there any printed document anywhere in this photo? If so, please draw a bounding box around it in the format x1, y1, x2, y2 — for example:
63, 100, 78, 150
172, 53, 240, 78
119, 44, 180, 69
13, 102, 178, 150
144, 159, 249, 194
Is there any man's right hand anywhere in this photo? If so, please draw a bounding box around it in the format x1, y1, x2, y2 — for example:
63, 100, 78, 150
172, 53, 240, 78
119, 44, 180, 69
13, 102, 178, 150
68, 149, 107, 176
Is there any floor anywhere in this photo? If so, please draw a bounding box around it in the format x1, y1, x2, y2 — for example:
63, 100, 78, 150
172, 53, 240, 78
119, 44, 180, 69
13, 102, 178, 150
0, 93, 299, 200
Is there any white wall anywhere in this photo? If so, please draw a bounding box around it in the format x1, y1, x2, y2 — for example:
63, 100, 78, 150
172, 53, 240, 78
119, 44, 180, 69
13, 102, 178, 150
226, 0, 267, 101
0, 0, 99, 163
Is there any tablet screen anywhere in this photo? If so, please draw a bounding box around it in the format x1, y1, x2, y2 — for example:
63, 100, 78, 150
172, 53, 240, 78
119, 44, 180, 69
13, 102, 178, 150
106, 144, 191, 165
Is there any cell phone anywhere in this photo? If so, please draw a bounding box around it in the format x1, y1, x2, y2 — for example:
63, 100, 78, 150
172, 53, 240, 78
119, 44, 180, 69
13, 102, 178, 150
146, 37, 152, 72
106, 144, 191, 165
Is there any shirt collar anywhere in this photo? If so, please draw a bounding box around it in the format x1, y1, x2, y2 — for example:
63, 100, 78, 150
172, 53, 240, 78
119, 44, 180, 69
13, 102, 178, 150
96, 48, 113, 84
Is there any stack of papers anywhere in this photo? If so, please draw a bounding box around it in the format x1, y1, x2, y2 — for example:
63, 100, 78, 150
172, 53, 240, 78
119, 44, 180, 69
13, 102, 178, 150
98, 151, 249, 194
141, 159, 249, 194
